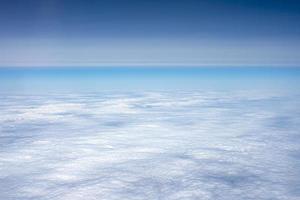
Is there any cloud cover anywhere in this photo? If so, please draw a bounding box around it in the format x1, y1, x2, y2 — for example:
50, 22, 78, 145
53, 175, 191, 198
0, 90, 300, 200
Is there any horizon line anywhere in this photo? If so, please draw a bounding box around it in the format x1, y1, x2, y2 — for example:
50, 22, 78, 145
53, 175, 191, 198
0, 63, 300, 68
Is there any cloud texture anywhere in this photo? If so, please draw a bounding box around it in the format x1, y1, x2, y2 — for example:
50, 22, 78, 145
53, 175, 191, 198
0, 91, 300, 200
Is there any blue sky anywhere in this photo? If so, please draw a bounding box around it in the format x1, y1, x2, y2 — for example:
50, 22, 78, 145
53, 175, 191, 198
1, 67, 300, 93
0, 0, 300, 66
0, 0, 299, 92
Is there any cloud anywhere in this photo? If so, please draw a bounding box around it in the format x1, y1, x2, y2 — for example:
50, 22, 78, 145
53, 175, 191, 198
0, 91, 300, 199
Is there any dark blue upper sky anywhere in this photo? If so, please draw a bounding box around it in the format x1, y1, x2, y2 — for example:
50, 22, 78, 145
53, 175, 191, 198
0, 0, 300, 66
1, 0, 300, 39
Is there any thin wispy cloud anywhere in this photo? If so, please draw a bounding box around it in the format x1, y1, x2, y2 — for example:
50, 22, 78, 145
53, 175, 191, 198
1, 38, 300, 67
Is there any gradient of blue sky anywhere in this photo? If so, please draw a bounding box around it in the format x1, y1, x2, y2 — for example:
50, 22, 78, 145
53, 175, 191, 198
0, 0, 300, 66
0, 67, 299, 93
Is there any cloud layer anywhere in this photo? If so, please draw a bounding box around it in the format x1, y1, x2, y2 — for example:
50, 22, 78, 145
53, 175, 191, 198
0, 90, 300, 200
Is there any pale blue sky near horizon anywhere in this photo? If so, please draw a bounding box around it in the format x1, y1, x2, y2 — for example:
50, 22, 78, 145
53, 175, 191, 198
0, 67, 299, 93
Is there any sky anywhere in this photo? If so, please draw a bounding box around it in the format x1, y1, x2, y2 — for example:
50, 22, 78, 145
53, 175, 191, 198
0, 67, 300, 93
0, 0, 300, 67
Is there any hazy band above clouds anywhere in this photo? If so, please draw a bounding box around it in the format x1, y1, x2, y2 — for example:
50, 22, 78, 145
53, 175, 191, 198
1, 38, 300, 67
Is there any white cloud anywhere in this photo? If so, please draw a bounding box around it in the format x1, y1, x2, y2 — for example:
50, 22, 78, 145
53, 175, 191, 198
0, 91, 300, 199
